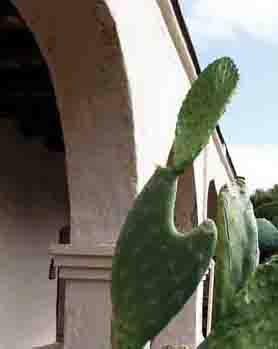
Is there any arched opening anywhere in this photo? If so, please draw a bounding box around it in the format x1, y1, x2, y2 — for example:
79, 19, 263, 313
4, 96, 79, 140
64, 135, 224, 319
7, 1, 138, 347
10, 0, 138, 248
202, 180, 218, 337
0, 2, 70, 348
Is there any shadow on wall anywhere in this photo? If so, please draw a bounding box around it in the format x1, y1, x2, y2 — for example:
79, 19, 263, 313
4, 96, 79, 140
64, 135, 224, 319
0, 119, 70, 349
0, 2, 70, 348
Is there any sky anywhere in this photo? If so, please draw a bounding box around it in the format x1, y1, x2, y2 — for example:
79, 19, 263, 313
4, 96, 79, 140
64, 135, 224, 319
181, 0, 278, 192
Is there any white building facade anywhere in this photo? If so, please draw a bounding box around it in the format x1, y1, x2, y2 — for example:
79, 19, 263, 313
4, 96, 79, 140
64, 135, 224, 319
0, 1, 236, 348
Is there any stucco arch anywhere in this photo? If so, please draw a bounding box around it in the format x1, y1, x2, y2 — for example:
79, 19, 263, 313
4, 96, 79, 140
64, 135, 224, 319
12, 0, 137, 246
6, 2, 206, 348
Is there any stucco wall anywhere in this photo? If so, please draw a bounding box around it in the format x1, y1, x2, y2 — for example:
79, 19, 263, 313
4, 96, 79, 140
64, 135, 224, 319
107, 0, 192, 191
194, 135, 234, 223
0, 119, 69, 349
7, 1, 221, 348
206, 136, 234, 200
11, 0, 191, 246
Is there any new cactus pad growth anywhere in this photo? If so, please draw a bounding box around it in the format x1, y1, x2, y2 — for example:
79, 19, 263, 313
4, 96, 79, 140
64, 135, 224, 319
213, 178, 259, 323
173, 57, 238, 173
111, 57, 239, 349
199, 256, 278, 349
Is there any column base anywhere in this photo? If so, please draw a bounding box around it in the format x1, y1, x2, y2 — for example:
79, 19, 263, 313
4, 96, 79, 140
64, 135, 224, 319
50, 243, 115, 349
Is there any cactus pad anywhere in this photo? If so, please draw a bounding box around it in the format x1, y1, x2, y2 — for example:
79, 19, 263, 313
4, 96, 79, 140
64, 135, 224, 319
255, 200, 278, 223
111, 167, 217, 349
257, 218, 278, 253
199, 256, 278, 349
213, 178, 259, 323
173, 57, 239, 173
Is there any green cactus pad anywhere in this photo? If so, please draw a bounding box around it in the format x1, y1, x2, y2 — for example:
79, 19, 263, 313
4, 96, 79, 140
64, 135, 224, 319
111, 167, 217, 349
257, 218, 278, 253
199, 256, 278, 349
213, 178, 259, 323
173, 57, 239, 173
255, 200, 278, 222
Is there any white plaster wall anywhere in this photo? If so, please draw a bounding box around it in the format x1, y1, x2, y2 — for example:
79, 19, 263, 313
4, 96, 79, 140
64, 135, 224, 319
194, 135, 234, 223
206, 138, 233, 193
11, 0, 192, 243
0, 119, 69, 349
7, 1, 212, 348
107, 0, 192, 191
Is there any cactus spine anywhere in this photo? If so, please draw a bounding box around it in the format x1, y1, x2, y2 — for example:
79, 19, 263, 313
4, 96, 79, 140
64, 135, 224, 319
111, 57, 239, 349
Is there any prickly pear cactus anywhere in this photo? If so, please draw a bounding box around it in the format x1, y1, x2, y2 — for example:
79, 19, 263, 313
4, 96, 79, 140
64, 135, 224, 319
255, 201, 278, 226
173, 57, 239, 173
257, 218, 278, 254
199, 256, 278, 349
111, 167, 217, 349
213, 178, 259, 323
111, 57, 239, 349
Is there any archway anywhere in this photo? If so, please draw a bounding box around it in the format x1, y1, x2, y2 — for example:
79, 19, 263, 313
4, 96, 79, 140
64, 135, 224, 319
0, 2, 70, 348
11, 0, 138, 247
7, 1, 195, 347
7, 1, 138, 348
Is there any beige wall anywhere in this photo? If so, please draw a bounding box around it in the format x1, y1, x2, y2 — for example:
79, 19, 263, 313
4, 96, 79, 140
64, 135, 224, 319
0, 119, 69, 349
106, 0, 192, 191
6, 1, 235, 348
12, 0, 138, 247
194, 134, 234, 223
11, 0, 191, 245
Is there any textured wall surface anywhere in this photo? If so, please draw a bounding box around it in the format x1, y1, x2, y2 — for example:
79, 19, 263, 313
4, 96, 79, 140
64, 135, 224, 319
12, 0, 138, 247
0, 119, 69, 349
106, 0, 192, 191
12, 0, 191, 245
6, 1, 223, 349
64, 280, 112, 349
194, 136, 233, 224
